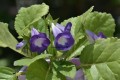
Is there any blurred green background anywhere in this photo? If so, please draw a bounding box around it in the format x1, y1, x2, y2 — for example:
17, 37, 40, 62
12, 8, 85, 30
0, 0, 120, 67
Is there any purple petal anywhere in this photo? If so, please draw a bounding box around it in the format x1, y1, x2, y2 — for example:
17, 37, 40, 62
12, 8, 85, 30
64, 22, 72, 32
52, 23, 62, 37
39, 33, 47, 38
16, 40, 26, 49
74, 69, 85, 80
18, 75, 26, 80
54, 32, 74, 51
18, 66, 27, 80
31, 28, 39, 36
30, 33, 50, 53
97, 32, 106, 38
19, 66, 27, 73
86, 30, 98, 43
56, 23, 65, 31
69, 58, 80, 67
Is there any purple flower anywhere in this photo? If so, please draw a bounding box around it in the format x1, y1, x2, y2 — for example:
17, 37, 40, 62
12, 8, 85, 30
52, 22, 74, 51
18, 66, 27, 80
18, 75, 26, 80
67, 58, 85, 80
69, 58, 80, 67
16, 40, 26, 49
86, 30, 106, 43
30, 28, 50, 53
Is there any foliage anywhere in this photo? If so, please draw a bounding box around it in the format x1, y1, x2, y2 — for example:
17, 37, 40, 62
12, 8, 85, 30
0, 67, 16, 80
0, 3, 119, 80
80, 38, 120, 80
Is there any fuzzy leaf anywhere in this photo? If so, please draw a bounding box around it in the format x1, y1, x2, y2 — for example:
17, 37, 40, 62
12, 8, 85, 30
26, 59, 49, 80
0, 22, 18, 51
0, 22, 29, 56
51, 67, 66, 80
53, 61, 76, 79
0, 67, 16, 80
14, 54, 52, 66
80, 38, 120, 80
15, 3, 49, 37
84, 11, 115, 37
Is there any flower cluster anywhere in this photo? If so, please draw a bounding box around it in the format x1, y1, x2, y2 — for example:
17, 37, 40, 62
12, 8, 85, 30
16, 22, 106, 54
16, 22, 75, 54
16, 22, 106, 80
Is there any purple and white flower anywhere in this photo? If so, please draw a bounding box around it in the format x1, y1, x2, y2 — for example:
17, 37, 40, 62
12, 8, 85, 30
30, 28, 50, 53
16, 40, 27, 49
86, 30, 106, 43
52, 22, 74, 51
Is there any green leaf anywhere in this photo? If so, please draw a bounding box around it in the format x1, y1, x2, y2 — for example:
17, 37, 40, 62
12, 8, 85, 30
0, 22, 17, 50
0, 67, 16, 80
34, 18, 47, 33
84, 11, 115, 37
46, 14, 59, 25
14, 54, 52, 66
0, 41, 7, 47
51, 67, 66, 80
46, 14, 53, 25
80, 38, 120, 80
0, 22, 28, 56
53, 61, 76, 79
26, 59, 50, 80
66, 37, 87, 60
15, 3, 49, 37
67, 45, 85, 60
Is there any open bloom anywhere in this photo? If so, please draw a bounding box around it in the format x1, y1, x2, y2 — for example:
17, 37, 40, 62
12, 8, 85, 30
52, 22, 74, 51
16, 40, 27, 49
86, 30, 106, 43
30, 28, 50, 53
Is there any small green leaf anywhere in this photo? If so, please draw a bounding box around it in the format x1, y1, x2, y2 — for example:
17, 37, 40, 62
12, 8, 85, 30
66, 37, 87, 60
14, 54, 52, 66
26, 59, 49, 80
46, 14, 59, 25
0, 67, 16, 80
0, 22, 17, 51
67, 45, 85, 60
0, 22, 28, 56
53, 61, 76, 79
46, 14, 53, 25
14, 58, 31, 66
0, 22, 18, 50
33, 18, 48, 33
51, 68, 66, 80
80, 38, 120, 80
15, 3, 49, 37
